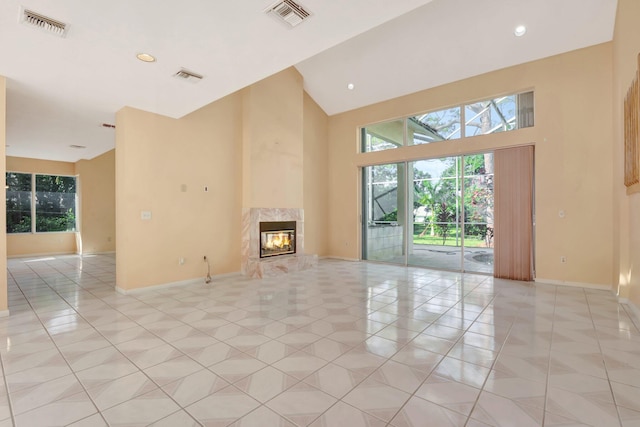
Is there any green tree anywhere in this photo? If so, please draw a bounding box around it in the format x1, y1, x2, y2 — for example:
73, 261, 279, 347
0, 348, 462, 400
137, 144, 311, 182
416, 177, 440, 237
35, 174, 77, 232
6, 172, 32, 233
434, 202, 456, 245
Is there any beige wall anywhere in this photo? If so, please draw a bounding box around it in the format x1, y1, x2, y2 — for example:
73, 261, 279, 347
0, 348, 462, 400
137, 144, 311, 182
75, 150, 116, 254
242, 68, 304, 209
303, 93, 329, 256
6, 153, 116, 257
6, 156, 78, 256
115, 93, 243, 291
115, 68, 318, 291
0, 77, 7, 311
613, 0, 640, 305
327, 43, 614, 287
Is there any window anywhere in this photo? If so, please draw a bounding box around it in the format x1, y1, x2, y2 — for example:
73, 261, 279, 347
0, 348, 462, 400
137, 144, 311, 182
465, 96, 517, 136
5, 173, 77, 233
35, 175, 77, 232
6, 172, 33, 233
360, 91, 534, 153
361, 119, 404, 152
409, 107, 461, 145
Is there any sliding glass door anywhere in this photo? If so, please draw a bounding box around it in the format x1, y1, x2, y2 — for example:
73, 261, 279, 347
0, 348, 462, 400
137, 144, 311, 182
462, 154, 494, 273
363, 153, 494, 273
409, 157, 462, 270
362, 163, 407, 264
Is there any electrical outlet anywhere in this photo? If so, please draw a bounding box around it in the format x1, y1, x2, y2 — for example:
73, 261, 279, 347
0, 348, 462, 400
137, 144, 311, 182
560, 256, 566, 264
179, 257, 185, 265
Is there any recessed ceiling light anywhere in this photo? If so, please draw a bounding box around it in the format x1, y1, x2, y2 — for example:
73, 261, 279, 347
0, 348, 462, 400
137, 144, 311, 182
136, 53, 156, 63
514, 25, 527, 37
347, 83, 355, 90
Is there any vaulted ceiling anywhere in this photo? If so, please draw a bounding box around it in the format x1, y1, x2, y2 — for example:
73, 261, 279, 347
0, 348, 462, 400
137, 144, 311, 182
0, 0, 617, 162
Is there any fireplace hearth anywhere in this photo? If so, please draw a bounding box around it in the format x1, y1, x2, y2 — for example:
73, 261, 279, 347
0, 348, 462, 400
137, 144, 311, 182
260, 221, 296, 258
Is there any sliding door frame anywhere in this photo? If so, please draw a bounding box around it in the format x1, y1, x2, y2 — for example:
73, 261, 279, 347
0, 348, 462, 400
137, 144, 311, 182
362, 152, 499, 275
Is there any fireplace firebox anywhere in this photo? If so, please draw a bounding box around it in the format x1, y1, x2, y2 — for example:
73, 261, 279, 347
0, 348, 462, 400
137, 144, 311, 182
259, 221, 296, 258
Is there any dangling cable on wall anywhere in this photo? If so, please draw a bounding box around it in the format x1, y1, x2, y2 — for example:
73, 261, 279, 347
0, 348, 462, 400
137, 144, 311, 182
204, 256, 212, 284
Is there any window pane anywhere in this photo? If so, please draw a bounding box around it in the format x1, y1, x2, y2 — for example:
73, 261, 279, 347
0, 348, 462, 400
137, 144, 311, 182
517, 91, 535, 128
463, 153, 494, 274
409, 107, 461, 145
363, 163, 406, 263
35, 175, 77, 232
6, 172, 32, 233
409, 157, 462, 270
465, 95, 517, 137
361, 119, 404, 152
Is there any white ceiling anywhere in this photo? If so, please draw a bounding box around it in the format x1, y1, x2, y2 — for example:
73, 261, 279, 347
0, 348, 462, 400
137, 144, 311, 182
0, 0, 617, 163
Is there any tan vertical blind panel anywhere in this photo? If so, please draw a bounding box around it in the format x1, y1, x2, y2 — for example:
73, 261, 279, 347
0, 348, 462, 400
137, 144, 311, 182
494, 145, 534, 281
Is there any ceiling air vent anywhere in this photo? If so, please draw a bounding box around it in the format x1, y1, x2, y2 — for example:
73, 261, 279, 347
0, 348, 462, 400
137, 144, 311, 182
21, 8, 68, 37
173, 69, 203, 83
266, 0, 311, 27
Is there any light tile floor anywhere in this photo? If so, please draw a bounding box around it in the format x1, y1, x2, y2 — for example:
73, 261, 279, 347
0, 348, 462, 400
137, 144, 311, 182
1, 254, 639, 426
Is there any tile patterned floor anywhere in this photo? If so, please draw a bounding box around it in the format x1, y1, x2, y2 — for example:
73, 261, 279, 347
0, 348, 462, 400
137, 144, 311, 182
0, 254, 639, 426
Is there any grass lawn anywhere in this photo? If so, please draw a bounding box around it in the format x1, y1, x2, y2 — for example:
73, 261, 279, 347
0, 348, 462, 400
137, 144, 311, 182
412, 234, 487, 248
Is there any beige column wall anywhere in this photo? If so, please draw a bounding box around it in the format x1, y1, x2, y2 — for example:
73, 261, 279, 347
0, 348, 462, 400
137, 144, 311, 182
242, 68, 304, 209
75, 150, 116, 254
613, 0, 640, 305
5, 156, 78, 256
327, 43, 614, 287
115, 93, 243, 291
303, 93, 329, 256
0, 76, 7, 312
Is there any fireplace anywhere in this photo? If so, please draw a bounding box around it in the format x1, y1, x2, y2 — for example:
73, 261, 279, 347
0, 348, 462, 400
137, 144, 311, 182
242, 208, 316, 278
259, 221, 296, 258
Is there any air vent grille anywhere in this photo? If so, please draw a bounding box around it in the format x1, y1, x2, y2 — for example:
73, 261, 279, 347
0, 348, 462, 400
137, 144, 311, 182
267, 0, 311, 27
21, 9, 68, 37
174, 69, 203, 83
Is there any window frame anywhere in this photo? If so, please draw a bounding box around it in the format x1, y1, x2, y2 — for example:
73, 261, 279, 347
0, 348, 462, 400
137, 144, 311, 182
5, 171, 78, 234
360, 90, 534, 153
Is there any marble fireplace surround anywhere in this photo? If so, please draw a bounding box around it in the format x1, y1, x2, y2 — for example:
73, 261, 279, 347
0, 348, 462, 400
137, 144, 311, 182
241, 208, 317, 278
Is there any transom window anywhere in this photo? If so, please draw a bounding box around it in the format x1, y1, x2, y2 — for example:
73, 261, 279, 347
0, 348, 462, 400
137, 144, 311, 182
361, 91, 534, 153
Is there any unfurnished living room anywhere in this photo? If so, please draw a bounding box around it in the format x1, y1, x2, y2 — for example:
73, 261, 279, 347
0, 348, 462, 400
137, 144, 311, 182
1, 0, 640, 426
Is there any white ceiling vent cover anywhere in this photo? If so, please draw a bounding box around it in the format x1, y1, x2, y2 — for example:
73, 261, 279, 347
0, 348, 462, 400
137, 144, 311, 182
266, 0, 311, 27
173, 69, 203, 83
20, 8, 68, 37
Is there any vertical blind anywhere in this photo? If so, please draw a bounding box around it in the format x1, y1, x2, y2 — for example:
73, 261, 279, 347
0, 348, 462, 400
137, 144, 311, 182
494, 145, 534, 281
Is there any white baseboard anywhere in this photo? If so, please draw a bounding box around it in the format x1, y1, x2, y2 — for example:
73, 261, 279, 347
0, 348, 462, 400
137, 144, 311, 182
116, 277, 207, 295
0, 310, 10, 318
620, 298, 640, 326
7, 251, 76, 259
115, 271, 242, 295
534, 278, 612, 291
81, 251, 116, 256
